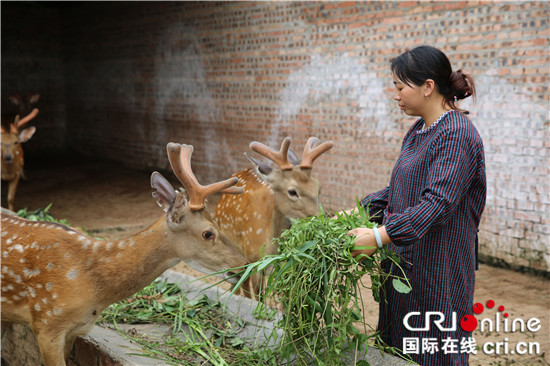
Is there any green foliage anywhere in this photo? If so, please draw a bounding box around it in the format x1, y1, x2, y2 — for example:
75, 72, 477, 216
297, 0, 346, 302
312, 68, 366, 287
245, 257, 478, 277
16, 203, 70, 225
233, 201, 411, 365
100, 279, 275, 366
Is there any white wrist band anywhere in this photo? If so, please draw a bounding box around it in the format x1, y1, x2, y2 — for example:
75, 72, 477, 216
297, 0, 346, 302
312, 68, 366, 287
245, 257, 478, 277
373, 226, 383, 249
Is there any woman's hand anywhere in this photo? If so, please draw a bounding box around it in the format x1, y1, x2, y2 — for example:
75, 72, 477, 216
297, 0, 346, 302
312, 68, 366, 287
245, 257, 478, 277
347, 227, 378, 258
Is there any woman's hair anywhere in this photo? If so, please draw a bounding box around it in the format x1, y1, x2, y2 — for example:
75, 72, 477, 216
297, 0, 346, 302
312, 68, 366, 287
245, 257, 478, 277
390, 45, 476, 112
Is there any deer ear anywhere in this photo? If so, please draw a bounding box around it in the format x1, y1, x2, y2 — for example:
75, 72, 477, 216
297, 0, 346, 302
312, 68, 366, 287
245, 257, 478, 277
151, 172, 176, 212
245, 153, 272, 175
9, 95, 20, 106
288, 148, 300, 166
18, 127, 36, 143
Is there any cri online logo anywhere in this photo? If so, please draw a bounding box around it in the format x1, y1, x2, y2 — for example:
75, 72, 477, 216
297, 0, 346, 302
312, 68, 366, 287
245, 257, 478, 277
404, 299, 541, 333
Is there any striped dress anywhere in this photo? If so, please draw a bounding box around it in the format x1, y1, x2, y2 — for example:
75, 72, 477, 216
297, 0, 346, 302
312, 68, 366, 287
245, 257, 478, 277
362, 110, 486, 366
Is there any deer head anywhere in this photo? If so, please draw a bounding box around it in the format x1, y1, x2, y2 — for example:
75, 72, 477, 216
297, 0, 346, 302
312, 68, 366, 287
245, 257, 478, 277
151, 142, 245, 277
214, 136, 333, 299
246, 136, 334, 220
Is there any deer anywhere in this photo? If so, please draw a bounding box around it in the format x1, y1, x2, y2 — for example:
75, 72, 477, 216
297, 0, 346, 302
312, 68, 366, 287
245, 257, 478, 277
215, 136, 333, 299
1, 108, 40, 211
0, 142, 247, 366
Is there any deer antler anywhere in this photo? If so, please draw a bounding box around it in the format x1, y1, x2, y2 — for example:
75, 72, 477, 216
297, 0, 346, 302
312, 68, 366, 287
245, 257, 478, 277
299, 137, 334, 169
249, 136, 294, 171
166, 143, 243, 211
10, 108, 39, 133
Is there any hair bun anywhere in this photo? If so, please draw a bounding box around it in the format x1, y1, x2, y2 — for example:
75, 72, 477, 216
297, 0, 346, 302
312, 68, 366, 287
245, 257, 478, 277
449, 69, 475, 100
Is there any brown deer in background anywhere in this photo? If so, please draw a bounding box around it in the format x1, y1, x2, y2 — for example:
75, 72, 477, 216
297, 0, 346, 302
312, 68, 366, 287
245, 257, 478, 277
0, 142, 247, 366
1, 108, 39, 211
215, 136, 333, 299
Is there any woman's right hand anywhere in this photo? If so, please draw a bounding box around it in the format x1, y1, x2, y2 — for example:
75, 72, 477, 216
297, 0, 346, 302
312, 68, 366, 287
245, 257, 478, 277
347, 227, 378, 258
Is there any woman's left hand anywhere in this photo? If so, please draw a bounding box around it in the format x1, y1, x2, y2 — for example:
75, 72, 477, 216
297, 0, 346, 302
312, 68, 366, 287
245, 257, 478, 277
347, 227, 378, 258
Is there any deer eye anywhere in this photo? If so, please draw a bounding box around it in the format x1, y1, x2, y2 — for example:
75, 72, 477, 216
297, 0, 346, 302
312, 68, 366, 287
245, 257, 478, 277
202, 230, 215, 241
288, 189, 299, 198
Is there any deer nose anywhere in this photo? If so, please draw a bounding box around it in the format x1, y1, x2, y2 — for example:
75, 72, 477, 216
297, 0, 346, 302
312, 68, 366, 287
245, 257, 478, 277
4, 154, 13, 163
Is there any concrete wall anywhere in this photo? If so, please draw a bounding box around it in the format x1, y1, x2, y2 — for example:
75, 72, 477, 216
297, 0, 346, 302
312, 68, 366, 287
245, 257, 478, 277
1, 1, 548, 272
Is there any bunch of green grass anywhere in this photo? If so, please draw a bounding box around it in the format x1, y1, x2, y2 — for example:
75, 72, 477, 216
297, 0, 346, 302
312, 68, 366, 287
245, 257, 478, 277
16, 203, 70, 226
100, 279, 276, 366
233, 201, 411, 365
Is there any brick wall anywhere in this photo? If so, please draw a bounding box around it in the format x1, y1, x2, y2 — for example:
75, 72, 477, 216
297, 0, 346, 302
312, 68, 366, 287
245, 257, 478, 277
1, 1, 548, 272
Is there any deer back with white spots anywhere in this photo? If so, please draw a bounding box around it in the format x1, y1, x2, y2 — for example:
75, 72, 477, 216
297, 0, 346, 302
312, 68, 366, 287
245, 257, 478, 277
215, 136, 333, 299
0, 142, 246, 366
1, 108, 39, 211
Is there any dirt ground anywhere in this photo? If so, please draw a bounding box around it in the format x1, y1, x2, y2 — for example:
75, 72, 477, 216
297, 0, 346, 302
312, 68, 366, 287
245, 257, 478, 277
3, 155, 549, 366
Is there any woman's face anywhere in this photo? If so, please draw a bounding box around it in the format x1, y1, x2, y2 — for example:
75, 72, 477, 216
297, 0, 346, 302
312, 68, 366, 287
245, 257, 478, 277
392, 73, 425, 116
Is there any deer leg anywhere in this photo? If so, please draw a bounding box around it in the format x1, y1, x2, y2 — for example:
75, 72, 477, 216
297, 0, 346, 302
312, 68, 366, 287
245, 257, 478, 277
63, 334, 77, 363
36, 330, 67, 366
7, 175, 20, 212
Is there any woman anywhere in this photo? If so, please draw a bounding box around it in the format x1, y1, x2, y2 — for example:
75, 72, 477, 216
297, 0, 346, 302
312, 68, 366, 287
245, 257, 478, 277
349, 45, 486, 365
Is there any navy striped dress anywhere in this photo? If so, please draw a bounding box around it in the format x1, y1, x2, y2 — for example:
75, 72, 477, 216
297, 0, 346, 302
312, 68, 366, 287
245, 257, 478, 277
362, 110, 486, 366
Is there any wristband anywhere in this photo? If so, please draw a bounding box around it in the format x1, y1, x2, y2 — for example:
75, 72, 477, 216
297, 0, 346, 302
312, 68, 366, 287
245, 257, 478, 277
373, 226, 383, 249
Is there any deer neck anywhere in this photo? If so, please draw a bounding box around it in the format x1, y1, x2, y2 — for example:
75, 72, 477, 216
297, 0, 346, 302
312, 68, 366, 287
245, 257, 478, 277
92, 216, 178, 307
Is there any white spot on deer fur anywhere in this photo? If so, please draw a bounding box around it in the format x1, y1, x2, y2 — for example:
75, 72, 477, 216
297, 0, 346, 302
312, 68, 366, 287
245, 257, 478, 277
13, 244, 24, 253
256, 229, 263, 235
52, 293, 58, 299
106, 242, 113, 250
13, 295, 20, 301
23, 268, 41, 278
46, 282, 53, 291
6, 239, 12, 245
1, 231, 7, 237
93, 242, 101, 252
83, 239, 92, 249
42, 319, 48, 324
66, 269, 78, 280
28, 287, 36, 297
118, 240, 126, 249
129, 238, 136, 247
53, 308, 62, 316
46, 263, 54, 271
2, 266, 7, 273
65, 253, 71, 258
42, 298, 48, 304
46, 310, 52, 317
19, 258, 25, 264
1, 297, 6, 302
34, 303, 41, 311
3, 251, 8, 258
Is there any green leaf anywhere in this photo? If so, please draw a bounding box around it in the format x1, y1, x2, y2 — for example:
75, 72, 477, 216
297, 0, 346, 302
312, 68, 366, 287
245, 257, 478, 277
392, 278, 412, 294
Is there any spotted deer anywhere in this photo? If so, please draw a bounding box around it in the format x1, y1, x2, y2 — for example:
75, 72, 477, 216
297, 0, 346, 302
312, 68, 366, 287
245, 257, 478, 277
1, 108, 39, 211
215, 136, 333, 299
0, 143, 247, 366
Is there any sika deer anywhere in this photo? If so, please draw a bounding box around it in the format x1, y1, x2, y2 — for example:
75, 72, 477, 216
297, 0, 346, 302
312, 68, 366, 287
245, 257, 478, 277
215, 136, 333, 298
1, 108, 39, 211
0, 143, 246, 366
